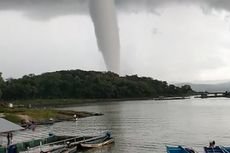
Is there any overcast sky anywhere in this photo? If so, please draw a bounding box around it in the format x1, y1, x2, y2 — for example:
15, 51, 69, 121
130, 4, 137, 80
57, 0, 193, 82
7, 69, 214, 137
0, 0, 230, 83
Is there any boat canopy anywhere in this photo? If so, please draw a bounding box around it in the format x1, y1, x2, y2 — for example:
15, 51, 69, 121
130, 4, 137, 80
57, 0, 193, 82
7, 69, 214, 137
0, 118, 24, 133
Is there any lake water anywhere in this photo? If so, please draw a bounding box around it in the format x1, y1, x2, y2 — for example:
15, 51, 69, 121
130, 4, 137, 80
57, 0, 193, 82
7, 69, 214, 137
59, 97, 230, 153
8, 97, 230, 153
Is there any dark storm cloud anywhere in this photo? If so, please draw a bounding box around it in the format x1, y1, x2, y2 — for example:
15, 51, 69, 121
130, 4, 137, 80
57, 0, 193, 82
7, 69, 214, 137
0, 0, 230, 80
0, 0, 230, 20
0, 0, 89, 19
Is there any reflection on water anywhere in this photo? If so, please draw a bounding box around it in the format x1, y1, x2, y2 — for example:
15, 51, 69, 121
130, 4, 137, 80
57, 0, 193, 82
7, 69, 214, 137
11, 98, 230, 153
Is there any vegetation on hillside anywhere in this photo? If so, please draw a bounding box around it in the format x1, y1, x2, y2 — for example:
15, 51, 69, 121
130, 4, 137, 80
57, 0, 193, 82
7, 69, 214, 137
0, 70, 193, 101
0, 72, 3, 99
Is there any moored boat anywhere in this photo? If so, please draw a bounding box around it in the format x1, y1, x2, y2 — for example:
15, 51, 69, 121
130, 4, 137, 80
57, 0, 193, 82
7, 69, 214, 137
166, 145, 230, 153
80, 132, 114, 149
60, 146, 77, 153
166, 145, 196, 153
204, 146, 230, 153
2, 135, 94, 153
8, 135, 76, 153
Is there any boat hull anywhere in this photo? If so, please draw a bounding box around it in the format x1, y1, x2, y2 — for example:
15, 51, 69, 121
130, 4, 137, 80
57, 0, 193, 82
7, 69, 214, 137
166, 145, 196, 153
80, 138, 114, 148
204, 146, 230, 153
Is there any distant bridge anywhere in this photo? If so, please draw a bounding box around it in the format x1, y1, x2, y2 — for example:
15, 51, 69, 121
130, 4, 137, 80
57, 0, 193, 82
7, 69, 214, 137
199, 91, 230, 98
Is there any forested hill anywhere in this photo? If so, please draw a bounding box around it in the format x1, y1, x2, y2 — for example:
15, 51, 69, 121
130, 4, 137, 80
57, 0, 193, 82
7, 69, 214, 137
0, 70, 193, 100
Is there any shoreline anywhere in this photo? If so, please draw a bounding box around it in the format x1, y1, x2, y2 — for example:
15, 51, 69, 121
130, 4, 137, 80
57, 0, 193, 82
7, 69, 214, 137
0, 107, 103, 124
11, 98, 153, 108
0, 98, 153, 124
2, 96, 193, 109
1, 96, 190, 124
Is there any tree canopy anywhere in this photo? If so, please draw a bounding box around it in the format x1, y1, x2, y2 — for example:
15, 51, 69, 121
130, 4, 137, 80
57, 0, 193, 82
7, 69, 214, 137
0, 70, 193, 100
0, 72, 3, 99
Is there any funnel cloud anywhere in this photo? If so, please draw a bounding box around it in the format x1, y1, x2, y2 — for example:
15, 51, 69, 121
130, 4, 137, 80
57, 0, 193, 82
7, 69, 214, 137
0, 0, 230, 81
0, 0, 230, 74
89, 0, 120, 73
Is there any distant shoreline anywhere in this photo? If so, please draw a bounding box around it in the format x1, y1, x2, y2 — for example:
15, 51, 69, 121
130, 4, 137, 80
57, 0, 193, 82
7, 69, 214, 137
11, 98, 153, 108
9, 96, 193, 108
1, 96, 190, 124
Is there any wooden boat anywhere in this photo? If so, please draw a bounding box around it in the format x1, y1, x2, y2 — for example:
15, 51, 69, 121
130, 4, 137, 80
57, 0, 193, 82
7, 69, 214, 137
1, 135, 94, 153
166, 145, 197, 153
204, 146, 230, 153
60, 146, 77, 153
10, 135, 76, 153
80, 133, 114, 148
42, 145, 77, 153
38, 145, 66, 153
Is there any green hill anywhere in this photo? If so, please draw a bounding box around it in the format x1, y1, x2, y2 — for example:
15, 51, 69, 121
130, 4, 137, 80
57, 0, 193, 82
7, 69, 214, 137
0, 70, 193, 100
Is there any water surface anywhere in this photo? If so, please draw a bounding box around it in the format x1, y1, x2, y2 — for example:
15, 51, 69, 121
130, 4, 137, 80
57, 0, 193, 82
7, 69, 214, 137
59, 98, 230, 153
8, 98, 230, 153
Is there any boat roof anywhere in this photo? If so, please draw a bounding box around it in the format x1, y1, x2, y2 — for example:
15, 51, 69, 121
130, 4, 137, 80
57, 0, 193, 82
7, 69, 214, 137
204, 146, 230, 153
0, 118, 24, 133
166, 145, 196, 153
166, 146, 186, 153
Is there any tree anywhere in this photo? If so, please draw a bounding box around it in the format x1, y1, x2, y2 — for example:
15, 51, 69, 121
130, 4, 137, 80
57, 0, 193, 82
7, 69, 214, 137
0, 89, 2, 99
0, 72, 4, 99
181, 85, 193, 95
0, 70, 195, 100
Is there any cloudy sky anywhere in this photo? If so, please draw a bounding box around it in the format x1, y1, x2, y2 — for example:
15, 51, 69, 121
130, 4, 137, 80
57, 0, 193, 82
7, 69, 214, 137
0, 0, 230, 83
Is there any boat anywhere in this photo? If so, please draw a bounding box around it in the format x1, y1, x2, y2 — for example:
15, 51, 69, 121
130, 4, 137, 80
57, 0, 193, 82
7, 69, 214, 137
166, 145, 197, 153
60, 146, 77, 153
2, 134, 95, 153
204, 146, 230, 153
7, 135, 77, 153
40, 145, 77, 153
80, 132, 114, 149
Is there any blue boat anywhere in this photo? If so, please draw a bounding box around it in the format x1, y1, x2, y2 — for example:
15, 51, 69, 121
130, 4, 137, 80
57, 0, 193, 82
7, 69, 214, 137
204, 146, 230, 153
166, 145, 196, 153
166, 145, 230, 153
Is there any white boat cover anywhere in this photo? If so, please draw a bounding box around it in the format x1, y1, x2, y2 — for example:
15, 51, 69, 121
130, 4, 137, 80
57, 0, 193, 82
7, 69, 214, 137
0, 118, 24, 133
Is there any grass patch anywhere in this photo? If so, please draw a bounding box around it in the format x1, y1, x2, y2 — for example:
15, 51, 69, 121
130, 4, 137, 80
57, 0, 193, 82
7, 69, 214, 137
5, 114, 22, 123
22, 109, 64, 120
12, 99, 93, 106
0, 107, 24, 113
0, 107, 94, 124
